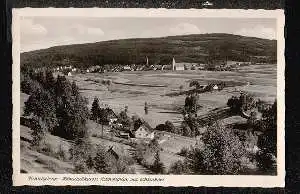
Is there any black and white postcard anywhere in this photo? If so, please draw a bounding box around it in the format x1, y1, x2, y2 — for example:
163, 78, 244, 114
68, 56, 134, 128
12, 8, 285, 187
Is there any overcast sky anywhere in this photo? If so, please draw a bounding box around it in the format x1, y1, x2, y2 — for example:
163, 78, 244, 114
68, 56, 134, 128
20, 17, 276, 52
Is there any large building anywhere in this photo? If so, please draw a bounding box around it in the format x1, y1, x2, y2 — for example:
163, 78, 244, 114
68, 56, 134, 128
172, 57, 185, 71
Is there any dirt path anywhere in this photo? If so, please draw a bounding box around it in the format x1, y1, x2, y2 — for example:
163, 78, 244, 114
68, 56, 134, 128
125, 145, 154, 174
131, 163, 153, 174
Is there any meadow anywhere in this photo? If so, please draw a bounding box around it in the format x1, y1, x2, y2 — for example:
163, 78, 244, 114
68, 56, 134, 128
69, 64, 276, 128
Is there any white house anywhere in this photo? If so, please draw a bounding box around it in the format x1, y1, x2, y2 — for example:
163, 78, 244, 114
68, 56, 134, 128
212, 85, 219, 90
134, 124, 155, 140
67, 72, 72, 76
123, 66, 131, 71
202, 1, 213, 7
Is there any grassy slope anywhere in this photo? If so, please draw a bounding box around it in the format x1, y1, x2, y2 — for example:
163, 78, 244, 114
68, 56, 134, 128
21, 33, 276, 68
20, 93, 75, 173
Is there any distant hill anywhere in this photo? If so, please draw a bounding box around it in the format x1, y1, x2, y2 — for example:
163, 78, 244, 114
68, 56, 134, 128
21, 33, 277, 68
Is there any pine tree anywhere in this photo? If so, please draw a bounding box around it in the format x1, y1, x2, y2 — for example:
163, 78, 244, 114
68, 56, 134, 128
91, 97, 100, 121
94, 145, 110, 173
45, 69, 56, 93
256, 99, 277, 173
31, 118, 46, 148
24, 88, 58, 132
151, 150, 165, 174
86, 155, 94, 169
70, 136, 92, 173
54, 77, 88, 140
71, 81, 79, 97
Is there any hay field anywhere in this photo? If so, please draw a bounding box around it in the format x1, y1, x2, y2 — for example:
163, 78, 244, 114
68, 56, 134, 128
69, 64, 276, 128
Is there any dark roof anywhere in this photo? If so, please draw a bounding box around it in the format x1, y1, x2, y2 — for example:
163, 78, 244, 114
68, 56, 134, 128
104, 108, 118, 118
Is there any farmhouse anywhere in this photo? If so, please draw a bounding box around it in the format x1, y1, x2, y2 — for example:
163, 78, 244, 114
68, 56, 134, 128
123, 65, 131, 71
100, 108, 118, 125
202, 1, 213, 6
133, 124, 155, 140
212, 84, 219, 90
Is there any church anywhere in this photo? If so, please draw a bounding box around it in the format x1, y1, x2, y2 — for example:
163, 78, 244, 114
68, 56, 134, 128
172, 57, 185, 71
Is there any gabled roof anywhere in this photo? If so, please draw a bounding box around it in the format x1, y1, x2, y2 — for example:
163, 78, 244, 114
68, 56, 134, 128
103, 108, 118, 118
135, 123, 153, 133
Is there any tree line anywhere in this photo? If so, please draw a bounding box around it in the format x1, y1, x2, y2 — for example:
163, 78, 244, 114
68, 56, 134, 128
21, 66, 135, 174
21, 66, 89, 143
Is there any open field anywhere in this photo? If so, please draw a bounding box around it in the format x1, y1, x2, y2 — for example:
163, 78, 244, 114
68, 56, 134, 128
68, 64, 276, 127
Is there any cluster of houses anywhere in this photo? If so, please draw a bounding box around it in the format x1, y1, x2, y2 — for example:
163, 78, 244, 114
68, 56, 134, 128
52, 56, 256, 76
99, 107, 155, 142
82, 57, 209, 73
54, 65, 78, 76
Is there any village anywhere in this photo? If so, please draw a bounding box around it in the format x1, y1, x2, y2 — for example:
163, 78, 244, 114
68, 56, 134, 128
52, 56, 260, 77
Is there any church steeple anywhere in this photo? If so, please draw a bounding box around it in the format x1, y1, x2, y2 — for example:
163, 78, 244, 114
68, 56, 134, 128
146, 56, 149, 66
172, 57, 176, 71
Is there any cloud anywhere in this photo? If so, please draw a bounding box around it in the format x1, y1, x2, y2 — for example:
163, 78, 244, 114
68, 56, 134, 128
235, 25, 276, 40
71, 24, 104, 36
169, 23, 201, 35
21, 18, 47, 36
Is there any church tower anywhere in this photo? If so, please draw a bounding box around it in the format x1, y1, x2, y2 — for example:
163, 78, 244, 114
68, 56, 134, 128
172, 57, 176, 71
146, 56, 149, 66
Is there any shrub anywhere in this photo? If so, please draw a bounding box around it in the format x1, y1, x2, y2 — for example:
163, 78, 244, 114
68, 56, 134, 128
21, 76, 42, 95
56, 144, 68, 161
182, 122, 192, 137
256, 150, 276, 174
256, 100, 277, 173
227, 93, 257, 115
86, 155, 94, 169
150, 151, 165, 174
91, 97, 100, 121
184, 94, 199, 114
178, 147, 189, 157
187, 122, 247, 174
93, 145, 110, 173
155, 124, 166, 131
31, 118, 47, 148
227, 96, 242, 114
165, 120, 176, 133
169, 160, 190, 174
69, 137, 93, 173
24, 89, 58, 133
